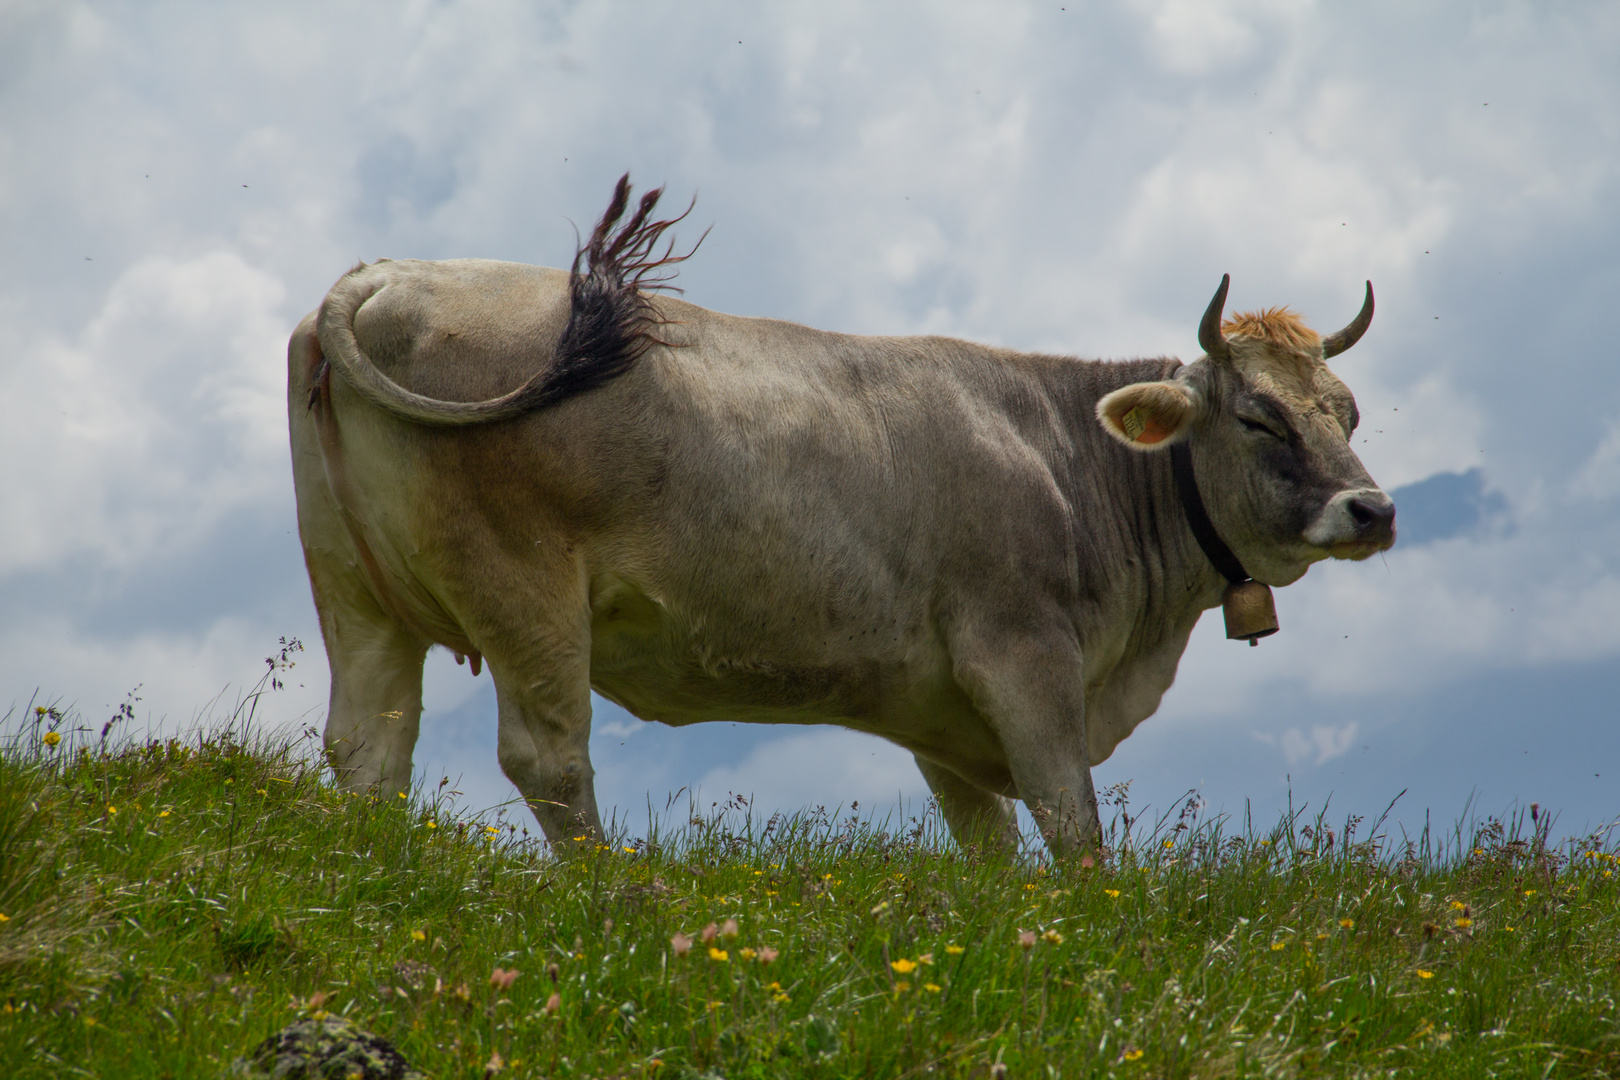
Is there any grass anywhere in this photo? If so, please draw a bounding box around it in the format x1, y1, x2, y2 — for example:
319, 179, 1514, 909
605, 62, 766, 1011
1, 707, 1618, 1078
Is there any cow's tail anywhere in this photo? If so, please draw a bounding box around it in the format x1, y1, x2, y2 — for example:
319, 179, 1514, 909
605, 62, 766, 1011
314, 174, 702, 428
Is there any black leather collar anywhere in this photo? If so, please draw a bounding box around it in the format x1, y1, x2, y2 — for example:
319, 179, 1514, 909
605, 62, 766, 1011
1170, 441, 1250, 585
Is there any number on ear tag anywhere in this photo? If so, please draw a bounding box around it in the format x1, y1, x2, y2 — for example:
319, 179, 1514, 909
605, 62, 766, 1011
1121, 406, 1147, 442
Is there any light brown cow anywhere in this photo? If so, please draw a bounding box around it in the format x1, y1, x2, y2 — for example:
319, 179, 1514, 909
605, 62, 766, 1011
288, 177, 1394, 856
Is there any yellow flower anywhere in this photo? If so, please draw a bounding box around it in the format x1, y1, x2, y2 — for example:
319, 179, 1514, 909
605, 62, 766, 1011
624, 846, 636, 853
256, 788, 269, 796
425, 821, 436, 829
924, 983, 942, 993
1417, 970, 1434, 979
1123, 1048, 1144, 1062
945, 945, 964, 955
738, 947, 757, 961
1042, 930, 1064, 945
1339, 918, 1355, 929
1449, 900, 1466, 910
1454, 918, 1473, 929
772, 992, 790, 1003
1104, 889, 1121, 899
106, 805, 117, 815
894, 981, 911, 993
397, 791, 407, 800
41, 731, 61, 747
1270, 942, 1286, 951
1523, 890, 1537, 897
159, 810, 170, 818
0, 913, 10, 923
411, 929, 426, 941
708, 947, 728, 962
1163, 838, 1175, 849
891, 958, 918, 974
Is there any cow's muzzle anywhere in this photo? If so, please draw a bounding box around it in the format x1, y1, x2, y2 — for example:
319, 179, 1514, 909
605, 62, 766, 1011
1304, 488, 1396, 559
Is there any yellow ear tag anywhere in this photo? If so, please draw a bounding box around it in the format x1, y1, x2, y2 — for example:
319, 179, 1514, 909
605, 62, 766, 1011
1121, 406, 1148, 442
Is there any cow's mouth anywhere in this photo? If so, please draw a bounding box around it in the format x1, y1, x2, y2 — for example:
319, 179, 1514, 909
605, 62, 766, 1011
1327, 537, 1393, 561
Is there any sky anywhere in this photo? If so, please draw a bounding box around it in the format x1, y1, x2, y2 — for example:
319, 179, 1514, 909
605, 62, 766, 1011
3, 1, 1617, 845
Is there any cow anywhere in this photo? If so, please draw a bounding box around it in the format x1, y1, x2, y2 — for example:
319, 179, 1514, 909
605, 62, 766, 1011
288, 176, 1395, 857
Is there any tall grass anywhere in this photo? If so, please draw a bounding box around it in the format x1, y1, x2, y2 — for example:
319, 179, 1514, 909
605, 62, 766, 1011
1, 699, 1617, 1078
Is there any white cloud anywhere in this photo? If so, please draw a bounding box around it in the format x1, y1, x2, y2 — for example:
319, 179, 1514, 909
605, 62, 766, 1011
1257, 721, 1359, 767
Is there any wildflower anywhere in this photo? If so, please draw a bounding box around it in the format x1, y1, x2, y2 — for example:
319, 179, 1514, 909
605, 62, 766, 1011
1018, 930, 1037, 949
397, 791, 407, 800
1080, 854, 1095, 868
489, 968, 520, 991
924, 983, 942, 993
700, 923, 719, 943
1104, 889, 1121, 899
1123, 1048, 1143, 1062
918, 953, 933, 965
485, 1050, 504, 1074
106, 805, 117, 815
720, 918, 739, 939
410, 929, 426, 942
544, 992, 560, 1015
1270, 942, 1286, 951
894, 981, 911, 993
945, 945, 964, 955
738, 947, 757, 961
159, 810, 170, 818
871, 901, 890, 915
1163, 838, 1175, 849
1417, 970, 1434, 979
1340, 918, 1354, 928
1043, 929, 1064, 945
1024, 883, 1036, 891
891, 958, 918, 974
1449, 901, 1466, 910
0, 913, 9, 923
257, 788, 269, 796
34, 706, 45, 716
1523, 890, 1537, 897
773, 991, 790, 1003
41, 731, 60, 747
425, 821, 436, 829
708, 947, 728, 962
706, 999, 724, 1011
484, 826, 499, 836
1454, 918, 1473, 929
753, 870, 764, 876
757, 946, 779, 964
624, 846, 637, 853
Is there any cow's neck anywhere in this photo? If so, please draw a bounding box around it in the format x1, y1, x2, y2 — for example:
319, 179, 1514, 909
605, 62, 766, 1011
1040, 355, 1230, 757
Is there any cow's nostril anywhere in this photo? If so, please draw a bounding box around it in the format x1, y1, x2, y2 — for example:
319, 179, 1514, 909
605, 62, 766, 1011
1348, 495, 1395, 532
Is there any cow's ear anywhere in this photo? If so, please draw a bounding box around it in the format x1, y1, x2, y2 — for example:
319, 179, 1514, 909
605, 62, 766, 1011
1095, 381, 1200, 450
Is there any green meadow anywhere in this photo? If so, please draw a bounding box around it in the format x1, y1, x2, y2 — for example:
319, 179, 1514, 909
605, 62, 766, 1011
2, 703, 1617, 1079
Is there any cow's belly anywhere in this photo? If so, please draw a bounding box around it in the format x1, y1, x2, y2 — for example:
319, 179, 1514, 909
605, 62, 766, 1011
585, 578, 1013, 790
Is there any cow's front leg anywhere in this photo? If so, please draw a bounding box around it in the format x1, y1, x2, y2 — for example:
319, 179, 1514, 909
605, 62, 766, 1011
492, 665, 603, 852
951, 626, 1101, 857
913, 755, 1023, 857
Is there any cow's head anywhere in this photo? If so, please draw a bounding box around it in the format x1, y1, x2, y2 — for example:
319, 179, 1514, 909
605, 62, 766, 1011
1096, 276, 1395, 587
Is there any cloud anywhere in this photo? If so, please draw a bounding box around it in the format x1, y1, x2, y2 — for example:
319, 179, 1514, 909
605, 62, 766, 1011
1256, 722, 1360, 768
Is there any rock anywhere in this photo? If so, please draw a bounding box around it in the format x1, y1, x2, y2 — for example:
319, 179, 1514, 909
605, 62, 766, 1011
229, 1016, 426, 1079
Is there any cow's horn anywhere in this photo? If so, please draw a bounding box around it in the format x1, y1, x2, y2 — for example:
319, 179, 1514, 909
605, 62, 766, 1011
1321, 281, 1374, 359
1198, 274, 1232, 361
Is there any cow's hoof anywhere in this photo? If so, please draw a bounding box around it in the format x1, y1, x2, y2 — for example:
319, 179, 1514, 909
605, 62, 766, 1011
229, 1015, 426, 1079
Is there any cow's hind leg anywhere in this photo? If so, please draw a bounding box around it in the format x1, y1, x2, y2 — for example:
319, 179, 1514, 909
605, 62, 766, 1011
914, 755, 1022, 856
493, 670, 604, 851
315, 583, 431, 799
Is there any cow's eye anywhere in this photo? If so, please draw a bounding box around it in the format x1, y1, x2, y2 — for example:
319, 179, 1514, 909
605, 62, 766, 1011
1238, 415, 1284, 439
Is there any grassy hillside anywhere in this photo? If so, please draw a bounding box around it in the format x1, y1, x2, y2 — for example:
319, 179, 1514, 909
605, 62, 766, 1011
2, 712, 1617, 1079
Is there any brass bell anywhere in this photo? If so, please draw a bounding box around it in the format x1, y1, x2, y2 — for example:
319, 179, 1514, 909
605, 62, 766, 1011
1223, 580, 1279, 645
